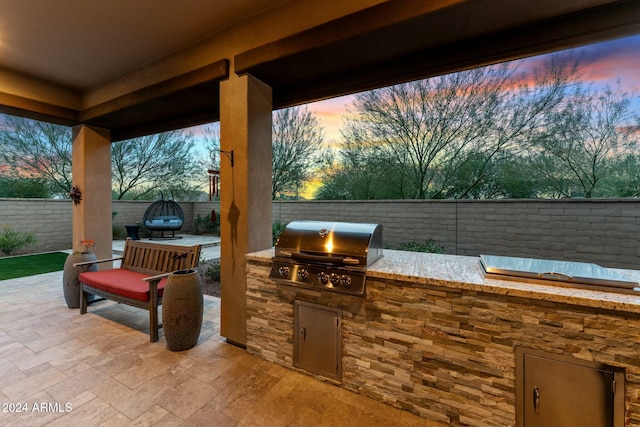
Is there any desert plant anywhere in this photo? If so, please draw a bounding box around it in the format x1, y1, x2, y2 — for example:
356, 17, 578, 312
111, 211, 127, 240
206, 261, 221, 282
194, 213, 219, 235
0, 225, 37, 256
113, 226, 127, 240
138, 224, 152, 238
272, 220, 288, 245
395, 239, 444, 254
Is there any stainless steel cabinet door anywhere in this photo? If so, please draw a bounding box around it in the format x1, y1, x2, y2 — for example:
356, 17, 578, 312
517, 348, 624, 427
294, 300, 341, 381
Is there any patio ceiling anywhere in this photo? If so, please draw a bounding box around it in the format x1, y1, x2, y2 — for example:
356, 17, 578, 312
0, 0, 286, 140
1, 0, 639, 140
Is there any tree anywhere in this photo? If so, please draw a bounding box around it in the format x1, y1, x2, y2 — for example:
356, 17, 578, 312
315, 140, 405, 199
529, 82, 639, 198
202, 125, 221, 171
202, 108, 325, 200
493, 155, 545, 198
111, 130, 202, 200
272, 106, 324, 199
0, 176, 53, 198
0, 114, 203, 200
0, 114, 72, 197
604, 152, 640, 197
328, 54, 577, 199
201, 125, 221, 201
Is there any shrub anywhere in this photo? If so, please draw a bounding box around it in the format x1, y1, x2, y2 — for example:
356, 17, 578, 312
113, 226, 127, 240
395, 239, 444, 254
194, 213, 219, 235
138, 224, 152, 238
0, 225, 37, 256
206, 262, 221, 282
111, 211, 127, 240
272, 220, 287, 245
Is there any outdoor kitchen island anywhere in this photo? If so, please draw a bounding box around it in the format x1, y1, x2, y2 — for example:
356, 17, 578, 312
245, 248, 640, 426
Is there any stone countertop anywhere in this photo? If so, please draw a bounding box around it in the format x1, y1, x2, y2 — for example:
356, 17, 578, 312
246, 248, 640, 314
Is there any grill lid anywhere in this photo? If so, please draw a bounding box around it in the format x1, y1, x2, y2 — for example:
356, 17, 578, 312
274, 220, 383, 269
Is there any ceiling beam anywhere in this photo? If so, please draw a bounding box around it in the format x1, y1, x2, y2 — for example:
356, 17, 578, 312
1, 60, 229, 141
0, 92, 79, 126
235, 0, 640, 108
80, 60, 229, 123
80, 59, 229, 141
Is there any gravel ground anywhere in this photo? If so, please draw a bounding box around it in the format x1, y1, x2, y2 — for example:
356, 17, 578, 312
202, 280, 220, 297
196, 259, 220, 298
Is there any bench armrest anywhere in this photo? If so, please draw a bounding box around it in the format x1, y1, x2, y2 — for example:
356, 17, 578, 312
73, 256, 123, 267
142, 272, 171, 283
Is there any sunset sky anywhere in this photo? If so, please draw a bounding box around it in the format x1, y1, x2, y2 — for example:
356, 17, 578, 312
176, 33, 640, 154
304, 33, 640, 145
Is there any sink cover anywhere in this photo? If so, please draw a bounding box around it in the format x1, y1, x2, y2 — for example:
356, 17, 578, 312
480, 254, 639, 292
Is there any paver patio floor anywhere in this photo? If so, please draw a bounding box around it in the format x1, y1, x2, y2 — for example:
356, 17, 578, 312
0, 270, 429, 426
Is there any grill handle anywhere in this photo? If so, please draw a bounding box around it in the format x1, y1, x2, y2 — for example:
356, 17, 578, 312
290, 252, 360, 265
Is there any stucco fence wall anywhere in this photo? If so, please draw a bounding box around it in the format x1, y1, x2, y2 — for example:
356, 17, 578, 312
1, 198, 639, 270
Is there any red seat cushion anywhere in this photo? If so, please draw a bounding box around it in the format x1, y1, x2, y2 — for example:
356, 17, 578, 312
79, 269, 167, 302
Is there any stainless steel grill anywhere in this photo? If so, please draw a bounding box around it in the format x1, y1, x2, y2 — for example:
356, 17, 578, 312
270, 220, 383, 295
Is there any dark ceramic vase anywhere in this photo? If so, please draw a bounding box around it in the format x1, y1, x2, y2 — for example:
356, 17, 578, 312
162, 269, 204, 351
62, 252, 97, 308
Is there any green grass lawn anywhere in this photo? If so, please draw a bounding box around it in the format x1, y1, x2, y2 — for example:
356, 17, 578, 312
0, 252, 69, 280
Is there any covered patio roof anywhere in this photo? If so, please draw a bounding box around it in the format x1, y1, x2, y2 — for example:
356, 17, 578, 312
1, 0, 639, 140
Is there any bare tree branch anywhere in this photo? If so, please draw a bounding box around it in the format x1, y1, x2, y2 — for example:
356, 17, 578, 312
272, 106, 324, 199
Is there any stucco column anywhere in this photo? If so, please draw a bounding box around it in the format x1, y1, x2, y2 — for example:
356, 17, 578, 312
219, 73, 273, 346
71, 125, 112, 264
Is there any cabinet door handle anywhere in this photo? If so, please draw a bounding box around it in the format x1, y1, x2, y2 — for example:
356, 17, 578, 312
533, 386, 540, 413
300, 327, 306, 342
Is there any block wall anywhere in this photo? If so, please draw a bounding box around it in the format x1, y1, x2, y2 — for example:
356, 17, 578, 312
0, 199, 72, 254
1, 198, 639, 269
273, 199, 640, 269
0, 199, 219, 254
273, 200, 457, 252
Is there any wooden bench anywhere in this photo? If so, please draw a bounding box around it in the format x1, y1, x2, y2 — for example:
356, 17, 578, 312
75, 239, 202, 342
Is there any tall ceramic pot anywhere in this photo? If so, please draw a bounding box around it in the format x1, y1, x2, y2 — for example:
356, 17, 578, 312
162, 269, 203, 351
62, 252, 97, 308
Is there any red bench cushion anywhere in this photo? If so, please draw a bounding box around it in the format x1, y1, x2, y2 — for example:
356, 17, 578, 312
79, 269, 167, 302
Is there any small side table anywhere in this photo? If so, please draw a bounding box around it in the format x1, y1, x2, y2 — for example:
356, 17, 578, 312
125, 225, 141, 240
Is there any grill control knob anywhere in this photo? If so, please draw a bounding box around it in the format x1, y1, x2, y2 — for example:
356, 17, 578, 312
339, 275, 352, 288
329, 273, 339, 286
278, 266, 290, 277
298, 268, 309, 281
318, 272, 329, 285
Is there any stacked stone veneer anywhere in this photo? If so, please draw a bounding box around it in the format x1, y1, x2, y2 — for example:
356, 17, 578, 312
246, 259, 640, 426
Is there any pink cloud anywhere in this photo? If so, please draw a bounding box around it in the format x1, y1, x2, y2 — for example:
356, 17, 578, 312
520, 34, 640, 91
307, 95, 352, 143
183, 35, 640, 148
307, 34, 640, 144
